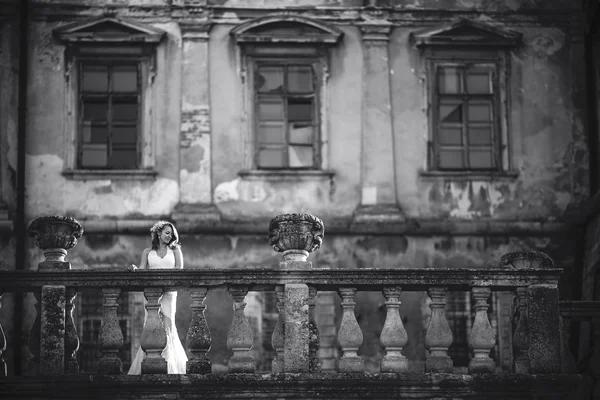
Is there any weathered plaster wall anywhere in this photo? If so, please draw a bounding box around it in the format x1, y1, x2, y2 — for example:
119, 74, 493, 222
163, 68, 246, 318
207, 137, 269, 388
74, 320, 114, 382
210, 24, 363, 219
390, 23, 588, 221
24, 21, 183, 220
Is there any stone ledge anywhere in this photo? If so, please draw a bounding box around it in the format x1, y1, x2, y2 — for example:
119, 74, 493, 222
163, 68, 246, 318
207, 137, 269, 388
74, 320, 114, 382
0, 373, 582, 400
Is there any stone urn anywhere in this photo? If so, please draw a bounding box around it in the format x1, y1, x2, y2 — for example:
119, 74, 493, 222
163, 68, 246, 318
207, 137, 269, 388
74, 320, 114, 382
500, 250, 554, 270
268, 213, 324, 262
27, 215, 84, 262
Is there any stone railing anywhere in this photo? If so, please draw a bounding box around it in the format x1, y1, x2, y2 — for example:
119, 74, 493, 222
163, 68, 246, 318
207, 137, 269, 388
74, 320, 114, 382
0, 214, 582, 399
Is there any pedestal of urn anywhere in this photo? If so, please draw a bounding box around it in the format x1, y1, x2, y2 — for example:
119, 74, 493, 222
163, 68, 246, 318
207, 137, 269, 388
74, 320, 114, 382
268, 213, 325, 265
27, 216, 83, 270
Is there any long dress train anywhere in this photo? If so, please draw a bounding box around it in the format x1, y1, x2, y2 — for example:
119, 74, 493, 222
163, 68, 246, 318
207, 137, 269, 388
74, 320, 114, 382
128, 248, 188, 374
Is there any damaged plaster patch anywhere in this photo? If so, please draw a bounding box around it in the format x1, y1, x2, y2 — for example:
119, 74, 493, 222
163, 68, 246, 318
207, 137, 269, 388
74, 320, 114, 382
181, 103, 210, 147
214, 178, 241, 203
27, 154, 179, 216
526, 28, 565, 57
180, 133, 211, 203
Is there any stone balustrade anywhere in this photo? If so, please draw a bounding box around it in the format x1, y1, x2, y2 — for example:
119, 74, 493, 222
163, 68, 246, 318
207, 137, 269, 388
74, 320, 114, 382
0, 215, 583, 399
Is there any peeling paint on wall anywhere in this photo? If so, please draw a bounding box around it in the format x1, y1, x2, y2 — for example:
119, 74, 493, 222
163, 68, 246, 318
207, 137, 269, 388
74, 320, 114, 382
214, 178, 241, 203
26, 154, 180, 217
181, 104, 211, 148
180, 132, 212, 204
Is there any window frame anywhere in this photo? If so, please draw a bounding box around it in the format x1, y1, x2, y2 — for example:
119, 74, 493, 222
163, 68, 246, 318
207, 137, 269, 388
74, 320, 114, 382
430, 59, 503, 172
424, 48, 512, 175
76, 57, 144, 170
249, 56, 323, 170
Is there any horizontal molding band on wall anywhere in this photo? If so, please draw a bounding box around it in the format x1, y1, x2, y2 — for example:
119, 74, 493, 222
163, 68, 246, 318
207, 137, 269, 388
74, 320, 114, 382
77, 218, 572, 236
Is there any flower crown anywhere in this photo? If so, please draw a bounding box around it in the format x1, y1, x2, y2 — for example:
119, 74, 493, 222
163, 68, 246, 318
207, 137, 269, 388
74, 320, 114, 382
150, 220, 171, 235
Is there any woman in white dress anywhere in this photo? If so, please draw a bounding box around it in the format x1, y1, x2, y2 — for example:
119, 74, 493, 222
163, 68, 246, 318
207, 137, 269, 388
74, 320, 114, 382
127, 220, 188, 374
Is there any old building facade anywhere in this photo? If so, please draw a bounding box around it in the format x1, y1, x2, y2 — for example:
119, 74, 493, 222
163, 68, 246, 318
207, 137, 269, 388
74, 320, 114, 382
0, 0, 595, 388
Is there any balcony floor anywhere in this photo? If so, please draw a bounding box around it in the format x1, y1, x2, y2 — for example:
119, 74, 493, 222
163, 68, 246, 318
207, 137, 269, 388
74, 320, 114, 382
0, 372, 582, 399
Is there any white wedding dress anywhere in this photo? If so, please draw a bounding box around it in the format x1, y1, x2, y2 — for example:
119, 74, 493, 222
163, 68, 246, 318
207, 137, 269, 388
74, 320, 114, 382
127, 248, 188, 374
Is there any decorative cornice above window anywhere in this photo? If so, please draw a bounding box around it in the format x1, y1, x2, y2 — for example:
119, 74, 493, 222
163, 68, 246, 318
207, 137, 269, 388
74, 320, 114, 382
53, 17, 166, 44
230, 14, 344, 45
410, 18, 522, 48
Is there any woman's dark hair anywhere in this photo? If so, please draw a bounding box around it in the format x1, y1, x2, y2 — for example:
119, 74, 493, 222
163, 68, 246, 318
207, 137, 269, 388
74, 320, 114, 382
150, 221, 180, 250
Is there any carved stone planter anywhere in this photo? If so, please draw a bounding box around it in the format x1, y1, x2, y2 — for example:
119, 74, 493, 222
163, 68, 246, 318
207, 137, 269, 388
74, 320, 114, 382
500, 250, 554, 270
268, 213, 324, 262
28, 216, 83, 262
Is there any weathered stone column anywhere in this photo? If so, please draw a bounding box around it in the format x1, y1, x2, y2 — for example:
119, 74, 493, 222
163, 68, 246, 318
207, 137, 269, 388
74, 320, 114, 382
173, 21, 221, 226
186, 287, 211, 374
141, 288, 167, 374
227, 285, 255, 373
380, 286, 408, 372
0, 291, 6, 377
353, 23, 403, 224
26, 291, 41, 376
337, 287, 364, 372
64, 287, 79, 374
268, 213, 325, 373
98, 288, 124, 374
271, 285, 285, 373
468, 287, 496, 373
425, 287, 453, 372
308, 285, 320, 373
513, 287, 530, 374
28, 216, 83, 376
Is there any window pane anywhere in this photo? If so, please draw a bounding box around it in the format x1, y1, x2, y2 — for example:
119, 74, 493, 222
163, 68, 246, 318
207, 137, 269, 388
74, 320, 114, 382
112, 102, 138, 122
111, 148, 137, 169
112, 66, 138, 92
288, 99, 312, 121
439, 101, 463, 123
469, 149, 494, 168
287, 66, 313, 93
438, 149, 464, 169
82, 66, 108, 92
82, 124, 108, 144
83, 102, 108, 122
81, 144, 107, 167
438, 67, 462, 94
438, 127, 462, 145
256, 66, 284, 93
258, 99, 284, 120
468, 102, 492, 122
258, 148, 285, 168
466, 67, 492, 94
289, 123, 313, 144
112, 126, 137, 144
468, 126, 493, 145
258, 123, 284, 144
289, 145, 313, 168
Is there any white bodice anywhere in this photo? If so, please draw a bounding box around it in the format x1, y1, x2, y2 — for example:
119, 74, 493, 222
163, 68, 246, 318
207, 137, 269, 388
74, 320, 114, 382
147, 248, 175, 269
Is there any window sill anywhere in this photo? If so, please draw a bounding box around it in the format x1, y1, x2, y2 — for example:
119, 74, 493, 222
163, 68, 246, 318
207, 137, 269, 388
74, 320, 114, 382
238, 169, 335, 181
62, 169, 158, 181
419, 169, 519, 181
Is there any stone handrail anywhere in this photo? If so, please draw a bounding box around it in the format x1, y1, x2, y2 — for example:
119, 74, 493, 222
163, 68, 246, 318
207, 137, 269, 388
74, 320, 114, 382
0, 214, 575, 399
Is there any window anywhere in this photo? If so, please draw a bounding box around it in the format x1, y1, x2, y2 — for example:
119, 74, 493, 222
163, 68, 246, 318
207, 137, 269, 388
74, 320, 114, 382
79, 63, 141, 169
411, 19, 522, 175
253, 62, 319, 169
433, 63, 499, 170
53, 17, 165, 178
231, 15, 343, 172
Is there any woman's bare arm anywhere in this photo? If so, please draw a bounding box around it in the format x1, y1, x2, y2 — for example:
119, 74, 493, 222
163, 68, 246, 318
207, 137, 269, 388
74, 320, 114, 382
138, 248, 150, 269
174, 247, 184, 269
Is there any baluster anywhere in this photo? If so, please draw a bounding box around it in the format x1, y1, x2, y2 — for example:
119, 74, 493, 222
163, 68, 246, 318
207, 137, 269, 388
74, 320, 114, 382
513, 287, 529, 374
186, 287, 211, 374
0, 291, 6, 377
425, 287, 453, 372
64, 288, 79, 374
26, 291, 41, 376
337, 287, 364, 372
271, 286, 285, 373
98, 288, 124, 374
308, 285, 320, 373
380, 286, 408, 372
141, 287, 167, 374
40, 285, 66, 375
468, 287, 496, 373
227, 286, 254, 373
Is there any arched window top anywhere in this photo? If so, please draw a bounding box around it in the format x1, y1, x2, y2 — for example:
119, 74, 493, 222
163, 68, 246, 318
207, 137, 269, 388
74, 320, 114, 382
411, 18, 522, 48
231, 15, 344, 45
